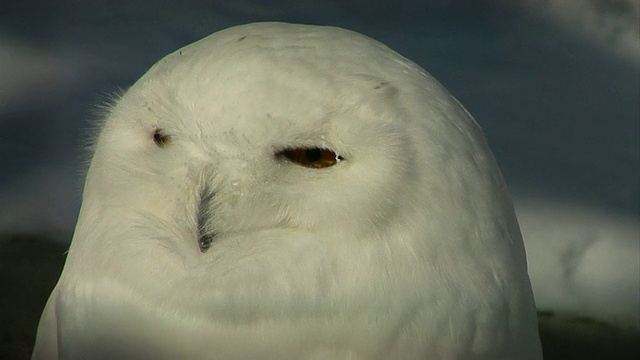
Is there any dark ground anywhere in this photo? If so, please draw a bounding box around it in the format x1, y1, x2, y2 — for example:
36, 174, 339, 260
1, 233, 639, 359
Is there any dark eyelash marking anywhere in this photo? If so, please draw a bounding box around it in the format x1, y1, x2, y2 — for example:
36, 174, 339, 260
153, 128, 171, 148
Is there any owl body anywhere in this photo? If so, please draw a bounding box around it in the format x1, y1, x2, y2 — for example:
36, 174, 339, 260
33, 23, 541, 359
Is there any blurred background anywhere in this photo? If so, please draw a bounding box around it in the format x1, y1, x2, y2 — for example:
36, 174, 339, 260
1, 0, 638, 358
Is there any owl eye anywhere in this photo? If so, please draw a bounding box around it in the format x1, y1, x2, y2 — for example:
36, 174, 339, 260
278, 147, 343, 168
153, 128, 171, 148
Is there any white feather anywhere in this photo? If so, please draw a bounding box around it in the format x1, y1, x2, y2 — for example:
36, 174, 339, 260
32, 22, 542, 359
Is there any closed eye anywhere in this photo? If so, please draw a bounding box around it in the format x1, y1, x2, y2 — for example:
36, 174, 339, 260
277, 147, 343, 168
153, 128, 171, 148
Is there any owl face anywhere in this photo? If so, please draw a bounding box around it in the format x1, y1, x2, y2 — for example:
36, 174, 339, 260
74, 22, 528, 301
87, 25, 472, 257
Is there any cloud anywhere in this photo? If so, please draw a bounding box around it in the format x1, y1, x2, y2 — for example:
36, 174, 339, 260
0, 36, 82, 115
516, 0, 640, 63
515, 196, 640, 327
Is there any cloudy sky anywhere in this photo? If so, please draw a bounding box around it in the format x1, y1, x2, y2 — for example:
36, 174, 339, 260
1, 0, 638, 325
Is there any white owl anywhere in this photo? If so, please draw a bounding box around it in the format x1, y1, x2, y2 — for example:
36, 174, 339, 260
32, 22, 542, 359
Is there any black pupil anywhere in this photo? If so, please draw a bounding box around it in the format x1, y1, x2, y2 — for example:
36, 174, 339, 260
305, 148, 323, 163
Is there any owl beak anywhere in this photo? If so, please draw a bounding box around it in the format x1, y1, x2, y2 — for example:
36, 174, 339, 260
197, 185, 216, 253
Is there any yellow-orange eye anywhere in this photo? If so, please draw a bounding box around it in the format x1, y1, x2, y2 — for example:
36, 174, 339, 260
278, 147, 343, 168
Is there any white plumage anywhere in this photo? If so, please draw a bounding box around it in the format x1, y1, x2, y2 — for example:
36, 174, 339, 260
32, 22, 542, 359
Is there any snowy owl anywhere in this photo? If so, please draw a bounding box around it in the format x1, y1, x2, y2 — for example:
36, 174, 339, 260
33, 22, 542, 359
